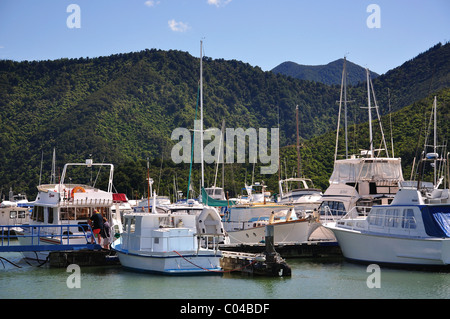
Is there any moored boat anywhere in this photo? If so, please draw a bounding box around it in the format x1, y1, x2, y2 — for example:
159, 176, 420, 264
16, 159, 122, 260
111, 207, 225, 275
324, 182, 450, 267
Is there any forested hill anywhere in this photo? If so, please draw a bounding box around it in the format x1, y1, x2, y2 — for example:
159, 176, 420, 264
271, 59, 380, 85
0, 42, 449, 198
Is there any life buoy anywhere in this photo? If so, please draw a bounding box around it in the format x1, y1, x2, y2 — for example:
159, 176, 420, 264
71, 186, 86, 198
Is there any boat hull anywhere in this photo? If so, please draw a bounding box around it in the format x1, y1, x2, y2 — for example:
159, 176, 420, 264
113, 244, 222, 275
327, 224, 450, 266
227, 219, 320, 244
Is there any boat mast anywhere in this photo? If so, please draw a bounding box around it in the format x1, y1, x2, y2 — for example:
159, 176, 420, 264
433, 96, 437, 185
334, 57, 352, 161
296, 105, 301, 179
343, 58, 348, 159
366, 68, 374, 158
200, 40, 204, 188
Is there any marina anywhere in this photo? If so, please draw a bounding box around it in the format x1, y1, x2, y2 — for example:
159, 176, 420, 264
0, 19, 449, 306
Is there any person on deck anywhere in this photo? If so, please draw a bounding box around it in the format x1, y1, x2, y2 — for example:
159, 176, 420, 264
88, 210, 103, 245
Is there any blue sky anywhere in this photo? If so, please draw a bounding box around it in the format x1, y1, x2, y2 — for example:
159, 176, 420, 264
0, 0, 448, 74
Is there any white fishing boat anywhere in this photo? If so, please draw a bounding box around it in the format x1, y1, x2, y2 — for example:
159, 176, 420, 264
16, 159, 123, 260
324, 181, 450, 267
111, 207, 225, 275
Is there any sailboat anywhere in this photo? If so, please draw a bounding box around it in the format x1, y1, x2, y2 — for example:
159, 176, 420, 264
318, 63, 404, 229
277, 105, 323, 214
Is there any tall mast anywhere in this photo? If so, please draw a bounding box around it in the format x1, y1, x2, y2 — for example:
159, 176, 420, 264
200, 40, 204, 188
433, 96, 437, 185
296, 105, 301, 179
343, 57, 348, 159
366, 68, 374, 158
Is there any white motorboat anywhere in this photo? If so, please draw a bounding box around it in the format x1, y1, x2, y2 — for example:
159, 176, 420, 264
111, 207, 225, 275
324, 182, 450, 267
325, 95, 450, 267
16, 159, 123, 260
223, 182, 320, 244
277, 177, 323, 214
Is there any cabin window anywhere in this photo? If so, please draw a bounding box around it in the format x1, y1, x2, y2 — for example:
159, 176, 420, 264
76, 208, 90, 220
385, 209, 400, 227
47, 208, 54, 224
320, 201, 346, 216
125, 217, 135, 234
368, 209, 384, 226
32, 206, 45, 222
60, 208, 75, 220
402, 209, 416, 229
18, 211, 25, 218
9, 211, 17, 219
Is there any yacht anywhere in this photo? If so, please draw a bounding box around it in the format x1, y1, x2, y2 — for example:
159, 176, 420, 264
324, 180, 450, 267
325, 96, 449, 267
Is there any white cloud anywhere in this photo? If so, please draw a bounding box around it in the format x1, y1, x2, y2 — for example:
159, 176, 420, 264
144, 1, 160, 7
207, 0, 232, 7
168, 19, 189, 32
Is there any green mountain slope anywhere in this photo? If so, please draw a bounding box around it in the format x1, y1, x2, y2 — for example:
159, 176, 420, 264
0, 43, 449, 198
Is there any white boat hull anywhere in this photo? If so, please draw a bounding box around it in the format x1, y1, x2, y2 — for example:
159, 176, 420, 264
113, 244, 222, 275
327, 224, 450, 266
227, 219, 320, 244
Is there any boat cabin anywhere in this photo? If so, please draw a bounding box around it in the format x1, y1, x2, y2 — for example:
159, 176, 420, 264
121, 213, 198, 253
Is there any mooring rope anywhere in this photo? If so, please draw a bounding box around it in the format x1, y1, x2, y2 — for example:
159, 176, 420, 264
173, 250, 258, 273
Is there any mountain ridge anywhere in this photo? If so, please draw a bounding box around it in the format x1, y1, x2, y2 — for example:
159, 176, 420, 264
271, 58, 380, 85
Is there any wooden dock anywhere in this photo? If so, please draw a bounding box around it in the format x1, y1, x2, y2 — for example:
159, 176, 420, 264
220, 240, 342, 259
219, 225, 293, 277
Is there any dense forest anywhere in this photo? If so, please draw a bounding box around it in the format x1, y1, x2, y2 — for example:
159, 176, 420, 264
0, 42, 449, 201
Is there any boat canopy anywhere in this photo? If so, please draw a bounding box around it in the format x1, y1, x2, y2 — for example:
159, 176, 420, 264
329, 158, 403, 184
201, 187, 236, 207
422, 205, 450, 238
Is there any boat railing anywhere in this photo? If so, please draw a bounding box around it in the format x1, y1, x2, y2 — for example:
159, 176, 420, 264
321, 205, 369, 222
60, 198, 114, 206
0, 224, 101, 252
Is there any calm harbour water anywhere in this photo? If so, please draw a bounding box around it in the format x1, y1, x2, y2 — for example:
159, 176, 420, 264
1, 247, 449, 300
